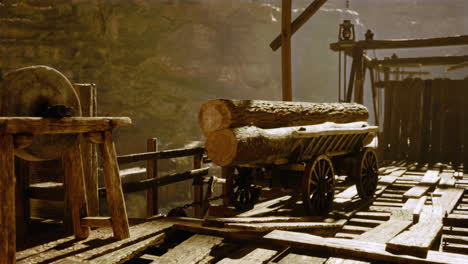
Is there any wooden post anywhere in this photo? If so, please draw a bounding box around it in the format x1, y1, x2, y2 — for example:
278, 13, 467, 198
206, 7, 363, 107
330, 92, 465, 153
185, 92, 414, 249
346, 58, 357, 102
63, 141, 90, 239
369, 66, 379, 126
354, 48, 364, 104
193, 153, 203, 218
0, 134, 15, 264
100, 131, 130, 239
222, 166, 234, 206
281, 0, 292, 101
74, 83, 99, 216
146, 138, 159, 217
15, 157, 30, 244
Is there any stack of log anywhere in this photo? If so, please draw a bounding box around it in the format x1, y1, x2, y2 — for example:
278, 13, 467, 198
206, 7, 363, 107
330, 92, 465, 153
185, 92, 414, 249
199, 99, 371, 166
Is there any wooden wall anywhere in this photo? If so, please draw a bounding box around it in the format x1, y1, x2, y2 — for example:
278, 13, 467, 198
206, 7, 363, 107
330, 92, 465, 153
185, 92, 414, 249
382, 78, 468, 169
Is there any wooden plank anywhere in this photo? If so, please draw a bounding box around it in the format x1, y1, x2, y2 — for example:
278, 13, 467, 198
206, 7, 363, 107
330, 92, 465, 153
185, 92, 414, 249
263, 230, 468, 264
157, 234, 223, 264
205, 216, 322, 226
225, 220, 345, 232
117, 147, 204, 164
100, 131, 130, 239
0, 135, 15, 264
431, 81, 443, 163
404, 186, 430, 198
357, 209, 413, 243
386, 205, 444, 258
279, 253, 326, 264
146, 138, 159, 217
434, 188, 464, 214
218, 247, 278, 264
444, 214, 468, 228
281, 0, 292, 101
0, 117, 131, 134
402, 196, 427, 222
237, 195, 292, 217
16, 220, 173, 263
419, 81, 432, 162
270, 0, 328, 51
330, 35, 468, 51
98, 168, 209, 196
439, 171, 456, 188
92, 233, 165, 264
420, 170, 440, 186
63, 142, 90, 239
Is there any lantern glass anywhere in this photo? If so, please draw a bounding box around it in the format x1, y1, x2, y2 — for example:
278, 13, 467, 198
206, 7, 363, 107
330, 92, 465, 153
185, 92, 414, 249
339, 20, 354, 41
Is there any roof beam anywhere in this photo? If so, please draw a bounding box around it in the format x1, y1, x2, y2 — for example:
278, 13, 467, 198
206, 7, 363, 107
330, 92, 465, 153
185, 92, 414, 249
270, 0, 328, 51
330, 35, 468, 51
369, 55, 468, 68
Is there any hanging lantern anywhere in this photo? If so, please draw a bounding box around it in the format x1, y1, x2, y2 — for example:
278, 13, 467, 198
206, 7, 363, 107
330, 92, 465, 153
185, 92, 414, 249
365, 29, 374, 40
338, 20, 355, 41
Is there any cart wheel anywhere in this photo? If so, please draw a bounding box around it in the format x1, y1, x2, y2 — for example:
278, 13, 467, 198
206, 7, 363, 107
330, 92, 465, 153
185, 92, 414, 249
302, 155, 335, 215
355, 148, 379, 199
230, 167, 261, 210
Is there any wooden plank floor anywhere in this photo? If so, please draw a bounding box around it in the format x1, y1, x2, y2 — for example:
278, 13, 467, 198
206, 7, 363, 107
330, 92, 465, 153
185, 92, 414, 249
17, 161, 468, 264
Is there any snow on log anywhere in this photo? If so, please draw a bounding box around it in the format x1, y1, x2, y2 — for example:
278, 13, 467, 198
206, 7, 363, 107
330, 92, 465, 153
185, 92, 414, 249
205, 122, 377, 166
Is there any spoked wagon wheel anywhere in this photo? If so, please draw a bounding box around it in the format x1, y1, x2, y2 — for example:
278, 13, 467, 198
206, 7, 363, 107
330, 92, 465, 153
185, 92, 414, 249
354, 148, 379, 199
302, 155, 335, 216
230, 167, 261, 210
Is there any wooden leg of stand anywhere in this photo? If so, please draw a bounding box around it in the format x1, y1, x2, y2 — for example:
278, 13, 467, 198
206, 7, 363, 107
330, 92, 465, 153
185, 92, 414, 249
0, 134, 16, 264
63, 142, 90, 239
100, 131, 130, 239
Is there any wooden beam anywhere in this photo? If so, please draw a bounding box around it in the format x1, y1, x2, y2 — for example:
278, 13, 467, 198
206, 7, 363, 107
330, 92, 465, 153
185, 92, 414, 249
445, 61, 468, 72
264, 230, 468, 264
270, 0, 328, 51
117, 147, 204, 164
369, 55, 468, 68
0, 117, 131, 135
281, 0, 292, 101
330, 35, 468, 51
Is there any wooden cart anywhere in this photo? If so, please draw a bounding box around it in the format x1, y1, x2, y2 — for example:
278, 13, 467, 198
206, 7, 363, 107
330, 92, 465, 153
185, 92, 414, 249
228, 123, 379, 215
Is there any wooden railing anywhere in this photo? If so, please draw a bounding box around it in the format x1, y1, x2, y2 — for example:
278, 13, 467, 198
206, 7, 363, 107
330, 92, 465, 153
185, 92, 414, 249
112, 139, 208, 218
27, 139, 210, 219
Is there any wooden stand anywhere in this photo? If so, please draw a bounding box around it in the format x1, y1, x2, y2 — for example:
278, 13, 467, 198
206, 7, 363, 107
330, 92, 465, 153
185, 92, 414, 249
0, 117, 132, 264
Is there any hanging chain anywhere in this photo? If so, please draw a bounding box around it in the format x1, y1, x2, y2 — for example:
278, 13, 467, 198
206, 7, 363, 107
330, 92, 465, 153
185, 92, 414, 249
346, 0, 350, 9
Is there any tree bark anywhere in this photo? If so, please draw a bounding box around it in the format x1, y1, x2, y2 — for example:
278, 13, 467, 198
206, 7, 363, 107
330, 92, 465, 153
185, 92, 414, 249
199, 99, 369, 136
205, 122, 375, 166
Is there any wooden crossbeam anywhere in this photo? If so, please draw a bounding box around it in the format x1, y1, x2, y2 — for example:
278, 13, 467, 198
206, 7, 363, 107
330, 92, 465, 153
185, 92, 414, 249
330, 35, 468, 51
270, 0, 328, 51
445, 61, 468, 72
369, 55, 468, 68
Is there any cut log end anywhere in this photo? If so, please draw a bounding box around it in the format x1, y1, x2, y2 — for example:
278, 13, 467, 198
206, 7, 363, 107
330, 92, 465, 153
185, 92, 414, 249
205, 129, 237, 166
199, 100, 232, 136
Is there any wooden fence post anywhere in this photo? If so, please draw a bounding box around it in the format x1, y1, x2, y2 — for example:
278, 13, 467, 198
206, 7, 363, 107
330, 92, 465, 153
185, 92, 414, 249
193, 153, 203, 218
146, 138, 159, 217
